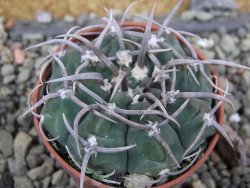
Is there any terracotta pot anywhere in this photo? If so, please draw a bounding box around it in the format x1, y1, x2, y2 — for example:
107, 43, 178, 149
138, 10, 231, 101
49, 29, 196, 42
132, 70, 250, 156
33, 22, 224, 188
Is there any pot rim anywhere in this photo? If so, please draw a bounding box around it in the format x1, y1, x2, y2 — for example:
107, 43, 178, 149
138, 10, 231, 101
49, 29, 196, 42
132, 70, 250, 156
33, 21, 224, 188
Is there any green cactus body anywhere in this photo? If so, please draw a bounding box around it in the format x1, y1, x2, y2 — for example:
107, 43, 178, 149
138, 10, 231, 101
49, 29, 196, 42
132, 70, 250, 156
42, 30, 215, 179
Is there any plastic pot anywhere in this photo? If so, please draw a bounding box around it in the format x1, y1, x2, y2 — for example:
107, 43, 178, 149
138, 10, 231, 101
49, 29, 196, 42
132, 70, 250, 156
33, 22, 224, 188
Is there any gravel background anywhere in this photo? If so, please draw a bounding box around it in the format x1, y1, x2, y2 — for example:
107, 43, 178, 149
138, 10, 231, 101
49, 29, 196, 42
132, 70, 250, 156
0, 7, 250, 188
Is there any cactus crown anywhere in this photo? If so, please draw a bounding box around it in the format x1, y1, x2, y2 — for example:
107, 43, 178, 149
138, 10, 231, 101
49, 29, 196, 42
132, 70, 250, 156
26, 1, 250, 187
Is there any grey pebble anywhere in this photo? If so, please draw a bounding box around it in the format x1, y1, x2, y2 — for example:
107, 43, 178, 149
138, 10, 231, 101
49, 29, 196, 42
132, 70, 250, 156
221, 170, 231, 177
27, 158, 54, 181
240, 124, 250, 139
3, 74, 16, 84
0, 129, 13, 157
219, 178, 231, 187
237, 27, 247, 39
204, 178, 216, 188
219, 34, 236, 53
232, 174, 241, 186
64, 14, 75, 23
14, 131, 33, 159
26, 153, 43, 169
23, 33, 44, 42
1, 64, 15, 76
241, 38, 250, 52
8, 157, 28, 177
14, 176, 34, 188
51, 169, 69, 186
39, 176, 51, 188
197, 164, 208, 173
0, 86, 14, 97
17, 68, 30, 83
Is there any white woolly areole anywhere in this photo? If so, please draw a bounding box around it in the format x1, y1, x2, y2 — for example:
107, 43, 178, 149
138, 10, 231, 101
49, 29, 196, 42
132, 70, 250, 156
127, 88, 134, 98
166, 90, 180, 103
110, 26, 116, 33
107, 103, 117, 111
203, 113, 213, 126
148, 34, 164, 49
197, 38, 214, 49
229, 113, 241, 123
152, 66, 170, 82
159, 168, 170, 176
131, 63, 148, 81
58, 89, 72, 99
132, 94, 141, 104
100, 79, 112, 93
81, 50, 99, 65
88, 136, 97, 147
147, 121, 160, 137
58, 50, 66, 57
116, 50, 132, 67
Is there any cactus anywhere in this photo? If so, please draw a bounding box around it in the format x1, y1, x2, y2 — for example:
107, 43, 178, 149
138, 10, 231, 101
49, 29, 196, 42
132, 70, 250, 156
26, 1, 250, 187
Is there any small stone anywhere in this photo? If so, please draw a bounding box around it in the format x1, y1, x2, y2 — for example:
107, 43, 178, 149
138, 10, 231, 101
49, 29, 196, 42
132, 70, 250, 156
14, 48, 25, 64
40, 177, 51, 188
244, 174, 250, 183
192, 180, 207, 188
204, 177, 216, 188
237, 27, 247, 39
7, 157, 27, 176
217, 163, 227, 170
23, 58, 34, 70
210, 168, 219, 178
17, 68, 30, 83
124, 174, 154, 188
0, 129, 13, 157
180, 11, 196, 21
241, 38, 250, 52
0, 24, 7, 43
23, 33, 44, 42
14, 132, 33, 159
220, 34, 236, 53
215, 46, 226, 60
27, 159, 54, 180
29, 145, 45, 155
240, 124, 250, 138
196, 11, 214, 22
232, 174, 241, 186
1, 64, 15, 76
221, 170, 231, 177
51, 170, 69, 186
219, 178, 231, 187
197, 164, 208, 173
64, 14, 75, 23
36, 10, 52, 24
77, 14, 89, 25
0, 44, 13, 64
14, 176, 34, 188
3, 74, 16, 84
200, 49, 215, 59
189, 173, 199, 181
26, 153, 43, 169
0, 86, 14, 97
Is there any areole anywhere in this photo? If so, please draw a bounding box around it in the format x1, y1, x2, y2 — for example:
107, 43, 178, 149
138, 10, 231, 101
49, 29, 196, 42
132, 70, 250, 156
32, 22, 224, 188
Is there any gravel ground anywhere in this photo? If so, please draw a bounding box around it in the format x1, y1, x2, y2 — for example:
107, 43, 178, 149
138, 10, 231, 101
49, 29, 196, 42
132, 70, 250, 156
0, 9, 250, 188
